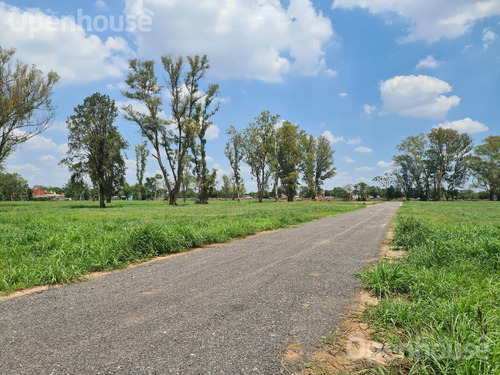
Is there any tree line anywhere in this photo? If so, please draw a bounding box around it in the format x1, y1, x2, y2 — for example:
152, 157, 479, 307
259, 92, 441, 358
1, 46, 498, 204
383, 128, 500, 201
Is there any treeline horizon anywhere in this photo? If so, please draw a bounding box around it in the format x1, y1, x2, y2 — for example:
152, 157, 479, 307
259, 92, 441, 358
1, 46, 499, 204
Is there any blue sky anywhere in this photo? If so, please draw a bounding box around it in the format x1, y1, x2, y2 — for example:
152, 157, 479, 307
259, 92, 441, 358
2, 0, 499, 191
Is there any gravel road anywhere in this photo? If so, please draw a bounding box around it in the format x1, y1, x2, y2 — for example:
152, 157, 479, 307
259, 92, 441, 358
0, 202, 400, 374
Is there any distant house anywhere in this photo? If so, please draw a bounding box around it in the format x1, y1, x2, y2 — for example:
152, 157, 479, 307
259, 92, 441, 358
33, 189, 66, 201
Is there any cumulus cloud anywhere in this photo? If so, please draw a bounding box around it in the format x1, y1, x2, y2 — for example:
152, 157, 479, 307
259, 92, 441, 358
322, 131, 362, 146
363, 104, 376, 117
346, 137, 361, 145
377, 160, 394, 167
434, 118, 489, 134
206, 124, 220, 141
0, 3, 133, 85
342, 156, 356, 163
339, 92, 348, 97
322, 131, 345, 144
95, 0, 107, 9
416, 55, 441, 69
482, 27, 497, 50
125, 0, 335, 82
332, 0, 500, 43
354, 146, 372, 153
380, 75, 460, 119
355, 166, 374, 173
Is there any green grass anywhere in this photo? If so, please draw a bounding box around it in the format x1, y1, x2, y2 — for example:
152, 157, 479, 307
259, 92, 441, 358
0, 199, 363, 294
361, 201, 500, 374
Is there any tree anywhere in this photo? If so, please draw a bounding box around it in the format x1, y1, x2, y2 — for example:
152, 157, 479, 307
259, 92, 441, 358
243, 111, 279, 203
0, 172, 29, 201
353, 182, 368, 201
427, 128, 473, 201
63, 174, 91, 200
0, 47, 59, 167
468, 135, 500, 201
300, 134, 316, 198
314, 135, 336, 197
61, 93, 128, 208
221, 174, 232, 199
180, 155, 194, 202
393, 134, 427, 200
373, 171, 395, 200
225, 125, 244, 202
123, 55, 217, 205
275, 121, 303, 202
190, 80, 220, 204
135, 141, 149, 200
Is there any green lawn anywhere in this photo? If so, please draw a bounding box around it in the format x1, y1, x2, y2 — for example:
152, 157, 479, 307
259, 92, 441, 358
362, 201, 500, 374
0, 199, 363, 294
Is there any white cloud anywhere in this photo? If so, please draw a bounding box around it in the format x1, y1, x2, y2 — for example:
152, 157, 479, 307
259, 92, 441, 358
380, 75, 460, 119
355, 166, 374, 173
45, 121, 68, 133
332, 0, 500, 43
0, 3, 133, 85
339, 92, 348, 97
125, 0, 335, 82
6, 163, 40, 173
342, 156, 356, 163
416, 55, 441, 69
206, 156, 214, 163
39, 155, 57, 165
363, 104, 376, 117
106, 82, 128, 90
377, 160, 394, 167
321, 131, 345, 144
346, 137, 361, 145
434, 117, 489, 134
206, 124, 220, 141
482, 27, 497, 50
95, 0, 107, 9
322, 131, 361, 146
15, 133, 67, 154
124, 158, 137, 184
354, 146, 372, 153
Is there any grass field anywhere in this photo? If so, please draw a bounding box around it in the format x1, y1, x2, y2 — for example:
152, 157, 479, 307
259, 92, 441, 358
362, 201, 500, 374
0, 199, 363, 294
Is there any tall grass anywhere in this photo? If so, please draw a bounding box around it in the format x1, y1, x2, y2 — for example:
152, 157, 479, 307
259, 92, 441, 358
0, 200, 362, 294
361, 202, 500, 374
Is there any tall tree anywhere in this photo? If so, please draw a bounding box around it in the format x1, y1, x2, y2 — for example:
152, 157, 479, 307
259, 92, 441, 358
393, 134, 427, 200
300, 134, 316, 199
135, 141, 149, 200
0, 47, 59, 167
190, 80, 220, 204
314, 135, 336, 197
468, 135, 500, 201
427, 128, 473, 201
61, 93, 128, 208
243, 111, 279, 203
0, 172, 29, 201
373, 171, 395, 201
180, 155, 194, 202
275, 121, 303, 202
225, 125, 244, 202
123, 55, 216, 205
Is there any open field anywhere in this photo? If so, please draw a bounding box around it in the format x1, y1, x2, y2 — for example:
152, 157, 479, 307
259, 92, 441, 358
362, 201, 500, 374
0, 200, 364, 294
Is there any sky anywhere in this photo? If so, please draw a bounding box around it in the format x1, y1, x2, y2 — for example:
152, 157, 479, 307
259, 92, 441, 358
2, 0, 499, 192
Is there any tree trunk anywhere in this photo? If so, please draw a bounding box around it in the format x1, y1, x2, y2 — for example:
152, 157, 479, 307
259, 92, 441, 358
99, 185, 106, 208
490, 188, 495, 201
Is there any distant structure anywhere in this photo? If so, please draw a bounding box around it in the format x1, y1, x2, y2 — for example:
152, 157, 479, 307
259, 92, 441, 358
33, 189, 67, 200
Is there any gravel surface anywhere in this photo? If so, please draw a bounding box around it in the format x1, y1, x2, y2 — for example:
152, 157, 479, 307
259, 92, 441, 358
0, 202, 400, 374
